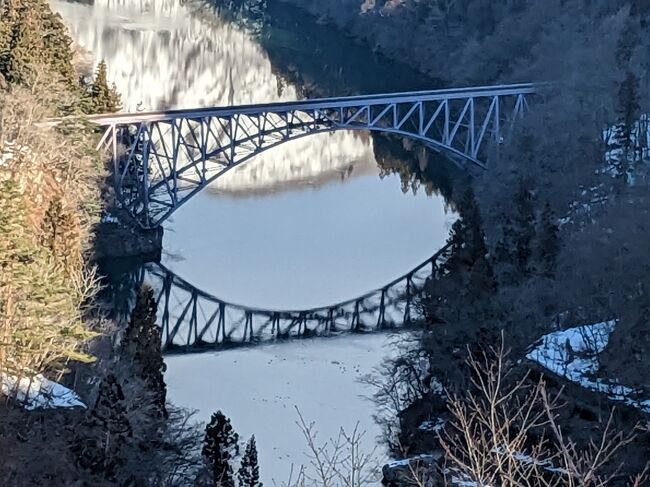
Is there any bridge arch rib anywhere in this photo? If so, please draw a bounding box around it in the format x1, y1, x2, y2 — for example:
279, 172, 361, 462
92, 83, 535, 228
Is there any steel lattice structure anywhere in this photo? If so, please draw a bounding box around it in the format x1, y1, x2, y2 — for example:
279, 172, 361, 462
110, 243, 451, 353
91, 83, 535, 228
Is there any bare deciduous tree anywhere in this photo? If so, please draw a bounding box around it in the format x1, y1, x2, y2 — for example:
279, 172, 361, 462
440, 340, 649, 486
276, 407, 381, 487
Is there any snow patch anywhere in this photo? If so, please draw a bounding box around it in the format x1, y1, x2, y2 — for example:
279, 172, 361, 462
101, 213, 120, 224
451, 477, 478, 487
1, 374, 86, 410
0, 141, 32, 167
526, 321, 650, 412
418, 418, 445, 433
602, 115, 650, 175
385, 453, 436, 468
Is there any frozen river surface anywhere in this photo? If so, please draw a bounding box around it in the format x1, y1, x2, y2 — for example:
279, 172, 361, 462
165, 333, 397, 484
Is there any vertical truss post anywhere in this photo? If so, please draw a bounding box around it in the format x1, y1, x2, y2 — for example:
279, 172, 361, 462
271, 312, 279, 337
141, 123, 151, 227
161, 271, 172, 348
228, 115, 235, 165
110, 125, 119, 189
168, 120, 177, 207
403, 276, 412, 326
392, 102, 398, 128
469, 97, 475, 157
494, 95, 501, 163
200, 118, 207, 182
218, 303, 226, 343
443, 100, 450, 144
189, 293, 198, 347
245, 312, 253, 342
300, 313, 307, 336
506, 94, 524, 143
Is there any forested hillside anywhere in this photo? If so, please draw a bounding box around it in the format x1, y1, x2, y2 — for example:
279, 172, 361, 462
0, 0, 190, 482
271, 0, 650, 483
0, 0, 114, 395
0, 5, 264, 484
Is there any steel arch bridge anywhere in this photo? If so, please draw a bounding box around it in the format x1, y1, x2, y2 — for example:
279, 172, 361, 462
109, 243, 451, 354
91, 83, 535, 228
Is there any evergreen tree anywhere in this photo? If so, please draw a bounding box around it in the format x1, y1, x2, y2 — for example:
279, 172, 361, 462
237, 436, 262, 487
617, 70, 640, 165
0, 0, 76, 87
122, 284, 167, 417
509, 178, 536, 278
443, 187, 489, 273
203, 411, 240, 487
41, 195, 80, 275
0, 0, 122, 114
424, 186, 496, 325
0, 180, 95, 382
73, 374, 132, 480
420, 186, 498, 392
0, 0, 43, 86
493, 212, 514, 269
536, 202, 560, 277
89, 60, 122, 113
40, 4, 76, 84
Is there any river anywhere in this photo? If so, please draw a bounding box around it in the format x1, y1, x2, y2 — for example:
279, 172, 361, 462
51, 0, 457, 482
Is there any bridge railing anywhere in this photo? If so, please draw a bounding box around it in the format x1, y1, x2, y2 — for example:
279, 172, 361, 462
88, 83, 536, 125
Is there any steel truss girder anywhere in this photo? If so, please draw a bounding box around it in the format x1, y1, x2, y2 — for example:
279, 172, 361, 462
92, 83, 535, 228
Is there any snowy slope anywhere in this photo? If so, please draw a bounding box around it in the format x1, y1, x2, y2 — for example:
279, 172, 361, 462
1, 374, 86, 410
526, 321, 650, 412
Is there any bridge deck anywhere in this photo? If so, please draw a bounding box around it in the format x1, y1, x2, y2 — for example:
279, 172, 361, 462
87, 83, 536, 125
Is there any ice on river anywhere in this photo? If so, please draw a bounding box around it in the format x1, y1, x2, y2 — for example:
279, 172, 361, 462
165, 332, 398, 485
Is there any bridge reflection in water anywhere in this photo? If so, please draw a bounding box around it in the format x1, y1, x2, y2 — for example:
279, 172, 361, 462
112, 243, 451, 354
